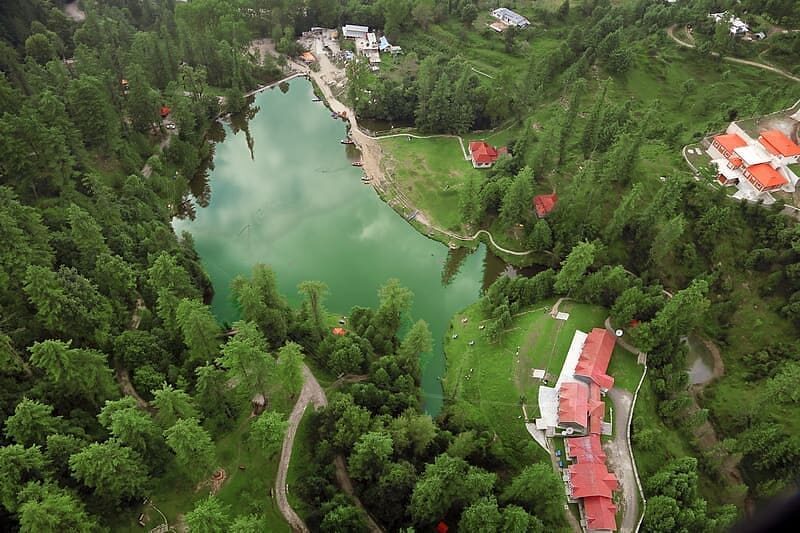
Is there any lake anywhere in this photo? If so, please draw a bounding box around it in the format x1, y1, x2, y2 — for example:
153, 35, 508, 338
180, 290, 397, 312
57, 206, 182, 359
174, 79, 506, 414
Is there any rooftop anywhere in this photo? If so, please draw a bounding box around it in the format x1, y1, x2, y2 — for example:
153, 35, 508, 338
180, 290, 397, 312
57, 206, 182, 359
469, 141, 499, 164
568, 462, 619, 499
558, 382, 589, 429
734, 144, 773, 166
584, 496, 618, 531
533, 193, 558, 218
574, 328, 615, 390
746, 163, 788, 189
492, 7, 530, 26
759, 130, 800, 157
565, 435, 606, 464
713, 133, 747, 154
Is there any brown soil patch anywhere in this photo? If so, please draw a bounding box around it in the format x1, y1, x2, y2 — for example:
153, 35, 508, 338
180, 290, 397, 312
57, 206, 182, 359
196, 468, 227, 495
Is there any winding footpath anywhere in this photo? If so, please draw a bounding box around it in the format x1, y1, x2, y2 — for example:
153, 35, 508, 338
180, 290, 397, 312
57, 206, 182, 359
275, 365, 383, 533
666, 25, 800, 83
289, 37, 534, 258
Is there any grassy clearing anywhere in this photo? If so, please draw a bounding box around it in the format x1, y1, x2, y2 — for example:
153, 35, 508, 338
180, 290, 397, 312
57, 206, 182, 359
607, 344, 644, 393
442, 299, 609, 472
381, 135, 479, 231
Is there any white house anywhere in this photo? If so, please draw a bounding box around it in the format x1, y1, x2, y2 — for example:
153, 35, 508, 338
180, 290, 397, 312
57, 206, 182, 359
342, 24, 369, 40
492, 8, 530, 28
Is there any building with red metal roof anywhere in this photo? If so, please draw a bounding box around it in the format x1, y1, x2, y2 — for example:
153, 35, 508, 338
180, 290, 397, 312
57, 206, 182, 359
743, 163, 788, 192
332, 327, 346, 336
759, 130, 800, 159
711, 133, 747, 158
565, 435, 606, 464
568, 462, 619, 499
533, 193, 558, 218
575, 328, 616, 392
469, 141, 500, 168
584, 495, 618, 532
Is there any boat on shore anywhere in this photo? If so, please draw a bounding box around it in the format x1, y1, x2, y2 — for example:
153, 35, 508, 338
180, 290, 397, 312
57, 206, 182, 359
340, 138, 354, 145
352, 160, 363, 167
312, 97, 321, 102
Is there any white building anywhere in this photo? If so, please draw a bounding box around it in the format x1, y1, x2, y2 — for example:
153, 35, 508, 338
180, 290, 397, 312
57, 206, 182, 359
709, 12, 750, 35
491, 8, 530, 28
342, 24, 369, 40
706, 124, 799, 203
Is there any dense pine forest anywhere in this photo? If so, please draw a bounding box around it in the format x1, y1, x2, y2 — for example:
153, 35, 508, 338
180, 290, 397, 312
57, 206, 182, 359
1, 0, 800, 532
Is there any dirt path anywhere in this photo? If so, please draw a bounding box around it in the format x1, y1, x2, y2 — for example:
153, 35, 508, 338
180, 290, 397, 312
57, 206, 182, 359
275, 365, 383, 532
666, 25, 800, 83
115, 298, 154, 412
605, 317, 647, 365
606, 388, 640, 533
269, 37, 534, 257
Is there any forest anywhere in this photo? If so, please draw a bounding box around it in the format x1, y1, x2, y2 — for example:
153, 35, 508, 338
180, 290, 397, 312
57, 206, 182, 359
1, 0, 800, 532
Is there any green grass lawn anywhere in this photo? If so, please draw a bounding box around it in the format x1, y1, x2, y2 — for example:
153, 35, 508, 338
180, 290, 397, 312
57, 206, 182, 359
381, 135, 480, 231
442, 299, 611, 473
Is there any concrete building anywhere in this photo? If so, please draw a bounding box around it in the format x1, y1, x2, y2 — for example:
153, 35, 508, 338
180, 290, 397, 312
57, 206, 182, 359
491, 7, 530, 28
706, 125, 799, 200
342, 24, 369, 40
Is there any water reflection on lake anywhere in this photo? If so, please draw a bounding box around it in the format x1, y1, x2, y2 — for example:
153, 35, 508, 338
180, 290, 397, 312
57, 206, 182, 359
175, 79, 517, 414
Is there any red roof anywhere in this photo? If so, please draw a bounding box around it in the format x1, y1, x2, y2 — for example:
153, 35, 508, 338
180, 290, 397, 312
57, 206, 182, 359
332, 327, 347, 336
584, 496, 618, 531
160, 106, 171, 117
713, 133, 747, 154
559, 382, 589, 429
469, 141, 499, 164
436, 522, 449, 533
533, 193, 558, 218
729, 156, 743, 168
759, 130, 800, 157
588, 385, 605, 435
566, 435, 606, 464
568, 463, 619, 499
746, 163, 787, 189
575, 328, 615, 391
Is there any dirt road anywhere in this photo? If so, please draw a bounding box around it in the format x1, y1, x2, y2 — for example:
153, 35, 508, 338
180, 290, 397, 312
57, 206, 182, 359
275, 365, 326, 532
666, 25, 800, 83
606, 388, 640, 533
274, 365, 383, 532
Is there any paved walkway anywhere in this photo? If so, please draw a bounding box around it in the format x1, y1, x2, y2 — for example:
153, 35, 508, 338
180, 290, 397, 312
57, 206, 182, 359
606, 388, 639, 533
283, 37, 535, 258
666, 25, 800, 83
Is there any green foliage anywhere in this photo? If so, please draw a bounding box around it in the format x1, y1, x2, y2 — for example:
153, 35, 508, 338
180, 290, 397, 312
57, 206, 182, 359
500, 463, 565, 529
152, 383, 199, 429
185, 496, 231, 533
17, 484, 97, 533
176, 298, 221, 363
69, 440, 148, 502
554, 241, 597, 295
164, 417, 216, 482
409, 453, 496, 526
4, 399, 62, 447
249, 411, 287, 457
0, 445, 46, 512
348, 432, 394, 482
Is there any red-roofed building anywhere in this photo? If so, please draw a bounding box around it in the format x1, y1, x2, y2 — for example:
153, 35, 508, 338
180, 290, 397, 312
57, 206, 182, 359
558, 382, 589, 433
332, 327, 347, 336
588, 385, 605, 435
436, 521, 449, 533
759, 130, 800, 160
469, 141, 501, 168
160, 106, 171, 118
584, 496, 618, 532
711, 133, 747, 159
533, 193, 558, 218
568, 463, 619, 499
566, 435, 606, 464
575, 328, 616, 392
743, 163, 788, 192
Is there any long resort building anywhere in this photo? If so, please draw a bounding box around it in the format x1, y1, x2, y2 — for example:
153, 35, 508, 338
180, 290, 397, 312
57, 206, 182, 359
536, 328, 620, 531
